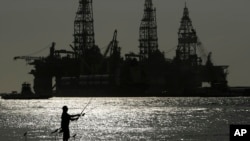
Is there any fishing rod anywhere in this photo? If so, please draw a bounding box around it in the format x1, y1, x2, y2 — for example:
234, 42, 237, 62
78, 98, 93, 119
84, 105, 98, 114
70, 98, 94, 140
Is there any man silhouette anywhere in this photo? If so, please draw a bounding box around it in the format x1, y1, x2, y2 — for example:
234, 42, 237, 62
60, 106, 85, 141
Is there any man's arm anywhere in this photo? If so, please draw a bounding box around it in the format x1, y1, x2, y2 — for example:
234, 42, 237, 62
70, 114, 80, 118
70, 113, 85, 121
70, 114, 80, 121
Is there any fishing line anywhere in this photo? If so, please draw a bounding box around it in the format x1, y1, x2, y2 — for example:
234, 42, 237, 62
84, 105, 98, 114
73, 98, 94, 140
80, 98, 93, 116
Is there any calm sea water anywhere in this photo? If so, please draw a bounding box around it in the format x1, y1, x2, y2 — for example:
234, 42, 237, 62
0, 97, 250, 141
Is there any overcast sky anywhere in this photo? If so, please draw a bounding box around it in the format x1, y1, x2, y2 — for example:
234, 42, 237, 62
0, 0, 250, 93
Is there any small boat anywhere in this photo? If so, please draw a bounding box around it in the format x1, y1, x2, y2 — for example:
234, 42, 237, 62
1, 82, 52, 100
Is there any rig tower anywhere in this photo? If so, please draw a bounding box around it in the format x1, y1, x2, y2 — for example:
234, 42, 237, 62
175, 3, 201, 65
139, 0, 158, 59
73, 0, 95, 56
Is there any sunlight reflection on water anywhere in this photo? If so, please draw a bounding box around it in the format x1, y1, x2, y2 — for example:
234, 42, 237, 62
0, 97, 250, 141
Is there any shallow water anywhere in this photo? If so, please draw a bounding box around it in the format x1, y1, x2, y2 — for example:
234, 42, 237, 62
0, 97, 250, 141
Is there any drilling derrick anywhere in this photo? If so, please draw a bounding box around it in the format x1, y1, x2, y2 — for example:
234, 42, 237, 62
73, 0, 95, 56
175, 3, 201, 65
139, 0, 158, 59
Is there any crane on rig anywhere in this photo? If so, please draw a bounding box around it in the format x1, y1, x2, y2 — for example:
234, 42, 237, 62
13, 42, 56, 64
13, 56, 44, 64
103, 30, 120, 58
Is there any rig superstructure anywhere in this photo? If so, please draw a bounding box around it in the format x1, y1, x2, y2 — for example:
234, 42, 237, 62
13, 0, 229, 97
73, 0, 95, 55
139, 0, 158, 59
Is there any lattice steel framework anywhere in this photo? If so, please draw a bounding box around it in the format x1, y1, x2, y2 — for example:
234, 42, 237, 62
176, 3, 199, 64
139, 0, 158, 59
73, 0, 95, 56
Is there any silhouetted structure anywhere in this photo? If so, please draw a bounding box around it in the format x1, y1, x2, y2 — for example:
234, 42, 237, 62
175, 3, 200, 65
73, 0, 95, 56
165, 3, 228, 95
139, 0, 158, 59
1, 82, 51, 99
61, 106, 81, 141
13, 1, 233, 97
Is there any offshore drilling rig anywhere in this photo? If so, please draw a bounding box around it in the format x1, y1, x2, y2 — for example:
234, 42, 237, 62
14, 0, 228, 97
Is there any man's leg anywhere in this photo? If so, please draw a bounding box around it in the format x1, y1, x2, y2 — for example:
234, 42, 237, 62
63, 129, 70, 141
